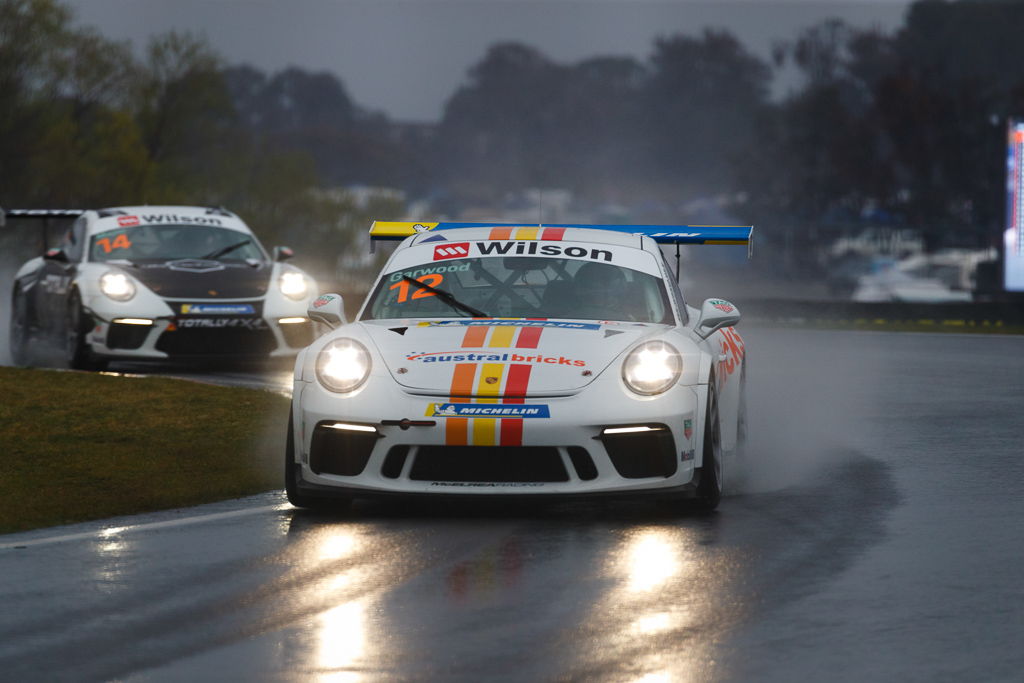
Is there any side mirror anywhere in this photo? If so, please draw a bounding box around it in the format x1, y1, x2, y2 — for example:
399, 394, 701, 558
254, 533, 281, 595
308, 293, 346, 329
695, 298, 740, 339
273, 246, 294, 262
44, 248, 69, 263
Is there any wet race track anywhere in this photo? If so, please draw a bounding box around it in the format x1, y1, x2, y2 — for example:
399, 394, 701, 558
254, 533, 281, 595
1, 327, 1023, 682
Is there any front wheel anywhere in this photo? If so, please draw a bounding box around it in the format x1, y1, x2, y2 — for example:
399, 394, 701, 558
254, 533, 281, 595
285, 406, 351, 511
692, 379, 724, 511
65, 292, 106, 371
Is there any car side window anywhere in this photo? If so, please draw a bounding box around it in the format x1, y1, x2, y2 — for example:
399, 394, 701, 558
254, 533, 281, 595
659, 251, 689, 326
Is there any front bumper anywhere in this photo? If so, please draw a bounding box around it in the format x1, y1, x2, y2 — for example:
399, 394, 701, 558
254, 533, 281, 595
292, 369, 707, 498
83, 297, 315, 361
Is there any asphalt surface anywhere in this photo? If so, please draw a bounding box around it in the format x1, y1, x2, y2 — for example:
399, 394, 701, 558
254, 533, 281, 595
1, 328, 1022, 682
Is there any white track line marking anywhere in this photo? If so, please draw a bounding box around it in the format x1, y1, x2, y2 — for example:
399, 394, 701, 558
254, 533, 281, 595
0, 502, 292, 550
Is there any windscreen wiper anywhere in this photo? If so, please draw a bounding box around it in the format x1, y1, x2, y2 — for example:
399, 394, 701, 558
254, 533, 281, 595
201, 238, 251, 260
402, 275, 488, 318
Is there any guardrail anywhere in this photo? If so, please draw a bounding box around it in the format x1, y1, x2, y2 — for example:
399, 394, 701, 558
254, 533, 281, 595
741, 299, 1024, 332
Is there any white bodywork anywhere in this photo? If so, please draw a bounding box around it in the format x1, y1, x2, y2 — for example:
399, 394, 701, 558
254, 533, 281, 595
11, 205, 317, 362
290, 226, 746, 501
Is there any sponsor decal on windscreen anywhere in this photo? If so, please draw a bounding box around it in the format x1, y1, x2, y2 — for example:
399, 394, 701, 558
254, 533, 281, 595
426, 403, 551, 418
139, 214, 224, 225
389, 263, 469, 282
433, 243, 470, 260
391, 238, 664, 277
102, 213, 227, 227
475, 241, 612, 261
180, 303, 255, 315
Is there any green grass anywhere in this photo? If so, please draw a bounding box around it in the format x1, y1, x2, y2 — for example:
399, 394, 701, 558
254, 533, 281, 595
0, 367, 290, 534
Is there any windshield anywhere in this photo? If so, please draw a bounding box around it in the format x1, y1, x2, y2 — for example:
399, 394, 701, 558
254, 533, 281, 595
88, 225, 265, 262
364, 256, 673, 323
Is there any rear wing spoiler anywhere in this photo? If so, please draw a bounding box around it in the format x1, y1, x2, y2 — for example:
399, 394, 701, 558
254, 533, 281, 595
2, 208, 85, 252
3, 209, 85, 220
369, 221, 753, 256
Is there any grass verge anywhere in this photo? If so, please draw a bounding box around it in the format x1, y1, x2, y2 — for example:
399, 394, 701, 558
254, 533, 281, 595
0, 367, 290, 534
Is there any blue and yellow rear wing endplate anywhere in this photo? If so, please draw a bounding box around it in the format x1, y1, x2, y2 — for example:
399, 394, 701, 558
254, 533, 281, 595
369, 221, 753, 255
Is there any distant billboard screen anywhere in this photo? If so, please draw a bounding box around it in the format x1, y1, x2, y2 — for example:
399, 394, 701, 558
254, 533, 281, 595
1006, 120, 1024, 291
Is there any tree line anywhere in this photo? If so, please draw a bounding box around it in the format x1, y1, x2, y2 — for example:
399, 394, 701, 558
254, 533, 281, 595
3, 0, 1022, 279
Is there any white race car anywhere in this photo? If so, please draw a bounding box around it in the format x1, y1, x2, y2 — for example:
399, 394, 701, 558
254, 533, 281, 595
288, 221, 750, 510
6, 205, 317, 369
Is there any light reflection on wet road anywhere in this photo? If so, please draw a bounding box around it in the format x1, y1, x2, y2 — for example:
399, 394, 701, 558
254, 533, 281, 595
1, 328, 1022, 681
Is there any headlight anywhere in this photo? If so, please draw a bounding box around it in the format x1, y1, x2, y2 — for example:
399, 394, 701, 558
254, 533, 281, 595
99, 271, 136, 302
279, 271, 308, 300
316, 338, 371, 393
622, 341, 682, 395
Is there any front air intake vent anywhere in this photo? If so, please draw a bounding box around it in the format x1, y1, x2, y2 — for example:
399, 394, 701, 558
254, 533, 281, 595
309, 422, 380, 476
599, 424, 677, 478
567, 446, 598, 480
381, 446, 410, 479
106, 322, 151, 349
410, 446, 568, 483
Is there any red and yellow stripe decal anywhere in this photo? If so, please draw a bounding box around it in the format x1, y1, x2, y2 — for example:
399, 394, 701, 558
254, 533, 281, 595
472, 362, 505, 444
443, 323, 546, 446
445, 363, 476, 445
487, 227, 565, 241
501, 364, 532, 446
461, 325, 489, 347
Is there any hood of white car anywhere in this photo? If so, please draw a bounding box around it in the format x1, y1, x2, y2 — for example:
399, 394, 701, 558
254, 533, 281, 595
360, 318, 667, 395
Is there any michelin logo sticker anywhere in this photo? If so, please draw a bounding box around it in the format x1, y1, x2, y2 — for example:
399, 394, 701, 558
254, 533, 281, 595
426, 403, 551, 418
180, 303, 255, 315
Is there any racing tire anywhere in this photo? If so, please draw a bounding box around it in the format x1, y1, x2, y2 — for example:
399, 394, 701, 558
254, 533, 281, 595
65, 291, 107, 372
692, 379, 724, 512
285, 406, 352, 511
9, 286, 31, 366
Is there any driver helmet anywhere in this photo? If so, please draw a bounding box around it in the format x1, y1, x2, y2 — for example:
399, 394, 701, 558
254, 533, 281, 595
175, 227, 218, 258
574, 262, 625, 310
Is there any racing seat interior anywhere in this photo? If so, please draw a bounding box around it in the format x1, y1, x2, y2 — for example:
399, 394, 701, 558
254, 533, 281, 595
620, 281, 648, 321
540, 280, 577, 318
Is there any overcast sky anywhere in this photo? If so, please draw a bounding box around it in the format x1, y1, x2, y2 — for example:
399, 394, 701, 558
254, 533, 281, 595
64, 0, 911, 121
